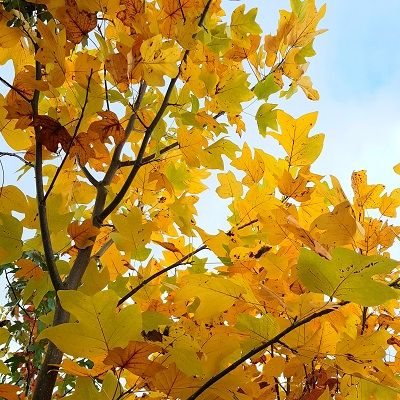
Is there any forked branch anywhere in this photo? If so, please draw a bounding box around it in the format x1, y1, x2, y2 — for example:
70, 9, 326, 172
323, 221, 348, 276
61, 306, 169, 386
97, 0, 213, 223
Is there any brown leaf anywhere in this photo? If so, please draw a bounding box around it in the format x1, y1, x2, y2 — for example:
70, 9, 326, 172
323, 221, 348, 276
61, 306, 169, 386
387, 336, 400, 347
105, 53, 130, 92
104, 341, 164, 377
69, 132, 96, 164
88, 111, 125, 144
117, 0, 145, 27
31, 115, 71, 153
58, 0, 97, 44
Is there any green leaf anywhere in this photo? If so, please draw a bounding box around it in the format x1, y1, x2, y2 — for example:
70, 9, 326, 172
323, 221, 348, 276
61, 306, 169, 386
236, 313, 278, 342
200, 138, 239, 170
256, 103, 278, 135
298, 248, 398, 306
253, 75, 280, 100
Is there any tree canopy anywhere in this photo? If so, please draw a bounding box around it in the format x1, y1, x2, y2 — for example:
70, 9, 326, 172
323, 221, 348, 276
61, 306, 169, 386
0, 0, 400, 399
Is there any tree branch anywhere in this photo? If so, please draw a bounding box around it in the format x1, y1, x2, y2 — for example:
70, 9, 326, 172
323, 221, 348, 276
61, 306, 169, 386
186, 305, 342, 400
101, 80, 147, 187
0, 152, 34, 168
119, 141, 180, 168
64, 81, 148, 290
33, 56, 63, 292
97, 0, 213, 224
78, 158, 99, 187
117, 244, 207, 307
43, 70, 93, 202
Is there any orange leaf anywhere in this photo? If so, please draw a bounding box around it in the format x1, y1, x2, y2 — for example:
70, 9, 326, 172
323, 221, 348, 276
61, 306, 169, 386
104, 341, 164, 377
15, 259, 43, 280
67, 220, 100, 249
61, 358, 111, 378
153, 240, 183, 254
0, 384, 19, 400
117, 0, 145, 28
105, 53, 129, 92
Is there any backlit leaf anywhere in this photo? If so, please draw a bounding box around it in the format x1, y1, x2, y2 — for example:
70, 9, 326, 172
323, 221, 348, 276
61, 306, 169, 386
298, 248, 398, 306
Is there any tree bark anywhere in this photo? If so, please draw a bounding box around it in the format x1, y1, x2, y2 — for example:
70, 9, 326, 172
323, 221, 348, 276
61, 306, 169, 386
32, 300, 69, 400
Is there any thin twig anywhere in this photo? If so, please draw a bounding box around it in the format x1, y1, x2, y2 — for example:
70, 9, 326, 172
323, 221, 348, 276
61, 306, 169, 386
117, 244, 207, 307
5, 272, 31, 319
44, 70, 94, 202
78, 158, 99, 187
0, 152, 34, 167
101, 80, 147, 188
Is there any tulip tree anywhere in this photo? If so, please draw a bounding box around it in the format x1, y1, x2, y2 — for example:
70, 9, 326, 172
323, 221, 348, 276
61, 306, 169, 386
1, 0, 400, 399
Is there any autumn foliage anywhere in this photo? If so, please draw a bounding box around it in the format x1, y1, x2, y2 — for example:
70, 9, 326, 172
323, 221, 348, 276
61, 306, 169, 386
1, 0, 400, 399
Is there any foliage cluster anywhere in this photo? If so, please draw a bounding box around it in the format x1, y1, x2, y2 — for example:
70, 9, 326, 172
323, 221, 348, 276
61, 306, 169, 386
0, 0, 400, 399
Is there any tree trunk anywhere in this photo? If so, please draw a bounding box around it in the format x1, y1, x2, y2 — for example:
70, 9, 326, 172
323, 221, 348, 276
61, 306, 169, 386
32, 300, 69, 400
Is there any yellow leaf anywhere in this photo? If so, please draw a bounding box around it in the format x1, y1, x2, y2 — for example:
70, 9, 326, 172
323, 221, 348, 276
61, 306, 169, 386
37, 290, 142, 358
80, 259, 110, 295
140, 34, 181, 86
111, 208, 153, 261
36, 19, 67, 87
378, 189, 400, 218
216, 171, 243, 199
230, 5, 262, 49
269, 110, 324, 167
0, 213, 23, 265
231, 144, 264, 187
175, 275, 245, 320
0, 327, 10, 344
352, 170, 385, 212
213, 70, 254, 114
0, 185, 28, 214
311, 201, 357, 246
